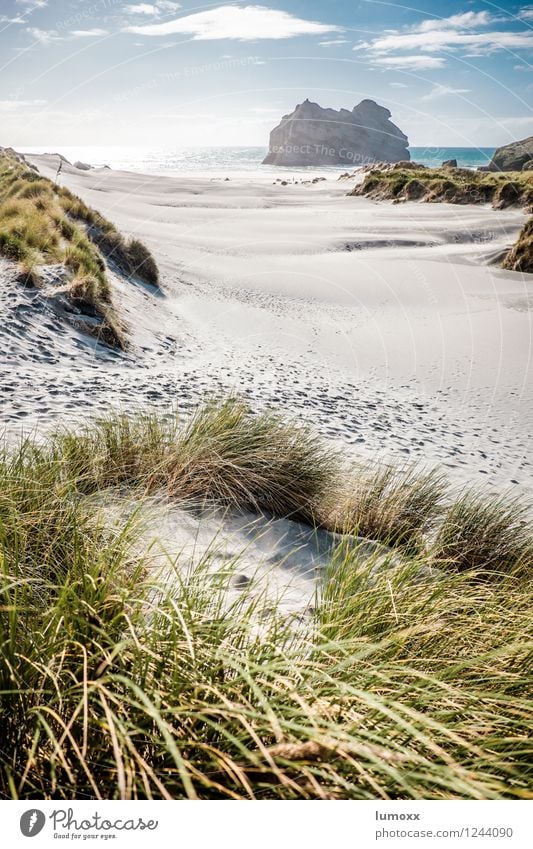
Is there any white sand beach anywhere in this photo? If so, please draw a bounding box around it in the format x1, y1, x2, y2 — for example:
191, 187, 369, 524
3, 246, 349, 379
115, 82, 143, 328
3, 153, 527, 497
2, 0, 532, 804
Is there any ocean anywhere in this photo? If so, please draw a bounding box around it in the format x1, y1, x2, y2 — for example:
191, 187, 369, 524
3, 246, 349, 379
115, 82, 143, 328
19, 146, 496, 175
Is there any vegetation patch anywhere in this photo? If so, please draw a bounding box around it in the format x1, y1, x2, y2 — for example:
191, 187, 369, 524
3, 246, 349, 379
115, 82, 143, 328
325, 465, 447, 552
350, 164, 533, 210
0, 399, 531, 799
502, 216, 533, 273
58, 186, 159, 286
0, 149, 160, 348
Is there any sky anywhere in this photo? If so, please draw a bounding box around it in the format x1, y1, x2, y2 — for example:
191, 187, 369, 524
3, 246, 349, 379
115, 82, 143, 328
0, 0, 532, 148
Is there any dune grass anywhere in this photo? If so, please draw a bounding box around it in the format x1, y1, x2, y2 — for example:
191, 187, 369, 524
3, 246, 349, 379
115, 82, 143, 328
0, 149, 159, 348
58, 186, 159, 286
0, 400, 531, 800
502, 216, 533, 273
351, 165, 533, 209
326, 465, 447, 552
47, 400, 339, 521
435, 490, 533, 574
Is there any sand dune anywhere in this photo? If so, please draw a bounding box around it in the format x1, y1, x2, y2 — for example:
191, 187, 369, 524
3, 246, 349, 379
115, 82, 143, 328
2, 154, 530, 493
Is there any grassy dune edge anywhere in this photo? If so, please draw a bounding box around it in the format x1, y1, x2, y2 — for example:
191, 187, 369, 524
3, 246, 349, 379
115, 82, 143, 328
502, 217, 533, 273
0, 148, 159, 348
349, 163, 533, 210
349, 163, 533, 273
1, 400, 532, 800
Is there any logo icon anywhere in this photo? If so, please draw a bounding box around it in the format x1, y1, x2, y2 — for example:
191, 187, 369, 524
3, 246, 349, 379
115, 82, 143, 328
20, 810, 46, 838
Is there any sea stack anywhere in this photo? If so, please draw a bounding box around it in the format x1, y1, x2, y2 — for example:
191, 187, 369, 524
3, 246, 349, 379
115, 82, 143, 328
263, 98, 409, 167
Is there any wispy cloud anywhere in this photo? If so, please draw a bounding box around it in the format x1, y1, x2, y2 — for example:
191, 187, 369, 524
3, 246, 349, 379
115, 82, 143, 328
123, 1, 181, 15
357, 29, 532, 56
7, 0, 47, 25
156, 1, 181, 10
415, 11, 495, 33
124, 3, 160, 13
354, 9, 532, 71
319, 38, 349, 47
0, 98, 47, 111
517, 6, 533, 21
390, 82, 408, 88
123, 4, 341, 40
26, 26, 61, 44
421, 83, 471, 101
370, 55, 446, 71
71, 29, 108, 37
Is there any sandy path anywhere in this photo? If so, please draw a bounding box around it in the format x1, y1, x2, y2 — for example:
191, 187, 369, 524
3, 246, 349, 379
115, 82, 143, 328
3, 154, 531, 493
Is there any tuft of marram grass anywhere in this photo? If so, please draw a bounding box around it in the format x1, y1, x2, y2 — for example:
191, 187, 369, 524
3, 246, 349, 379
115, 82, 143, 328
435, 489, 532, 575
0, 401, 532, 800
51, 399, 339, 521
48, 401, 532, 572
502, 216, 532, 273
325, 464, 447, 551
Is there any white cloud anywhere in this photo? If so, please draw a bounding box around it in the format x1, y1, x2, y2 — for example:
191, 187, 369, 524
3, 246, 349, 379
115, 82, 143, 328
421, 83, 471, 101
415, 11, 494, 32
0, 98, 47, 111
16, 0, 48, 6
390, 82, 407, 88
71, 29, 108, 37
26, 27, 61, 44
319, 38, 349, 47
371, 55, 446, 70
124, 4, 341, 40
125, 3, 159, 13
363, 29, 532, 55
354, 10, 532, 71
518, 6, 533, 20
124, 1, 181, 14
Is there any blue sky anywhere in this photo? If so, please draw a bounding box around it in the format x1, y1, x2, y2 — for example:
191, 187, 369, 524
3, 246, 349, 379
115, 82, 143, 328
0, 1, 532, 147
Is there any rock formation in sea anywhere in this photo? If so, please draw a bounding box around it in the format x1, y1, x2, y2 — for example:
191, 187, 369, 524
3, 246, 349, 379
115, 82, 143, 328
483, 136, 533, 171
262, 99, 409, 167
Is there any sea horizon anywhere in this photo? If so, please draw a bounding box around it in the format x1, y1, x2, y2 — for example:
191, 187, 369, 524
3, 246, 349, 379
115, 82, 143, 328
17, 144, 497, 175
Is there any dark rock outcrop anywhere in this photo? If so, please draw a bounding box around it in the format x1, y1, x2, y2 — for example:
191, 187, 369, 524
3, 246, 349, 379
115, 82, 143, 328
263, 98, 409, 167
442, 159, 458, 168
485, 136, 533, 172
